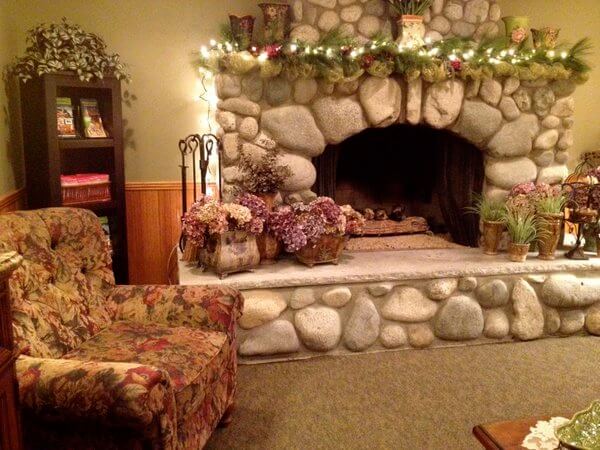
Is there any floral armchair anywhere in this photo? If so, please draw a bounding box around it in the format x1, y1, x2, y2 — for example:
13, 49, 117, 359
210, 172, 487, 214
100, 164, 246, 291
0, 208, 243, 449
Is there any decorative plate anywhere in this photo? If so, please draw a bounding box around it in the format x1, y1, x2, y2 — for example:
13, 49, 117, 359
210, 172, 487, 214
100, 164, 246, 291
556, 401, 600, 449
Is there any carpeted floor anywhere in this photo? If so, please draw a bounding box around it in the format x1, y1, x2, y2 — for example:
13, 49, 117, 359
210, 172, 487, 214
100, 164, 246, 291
206, 337, 600, 450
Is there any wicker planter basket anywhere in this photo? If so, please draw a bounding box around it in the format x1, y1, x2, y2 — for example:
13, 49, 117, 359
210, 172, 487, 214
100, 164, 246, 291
296, 234, 347, 267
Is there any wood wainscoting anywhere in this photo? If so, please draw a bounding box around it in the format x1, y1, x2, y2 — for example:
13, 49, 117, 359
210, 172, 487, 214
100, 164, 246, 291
0, 189, 26, 214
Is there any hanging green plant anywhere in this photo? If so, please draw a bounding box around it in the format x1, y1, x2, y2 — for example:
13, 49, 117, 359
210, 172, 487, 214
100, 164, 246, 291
9, 17, 130, 83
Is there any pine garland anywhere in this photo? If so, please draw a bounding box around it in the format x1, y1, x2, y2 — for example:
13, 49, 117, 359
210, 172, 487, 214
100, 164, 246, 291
198, 33, 592, 84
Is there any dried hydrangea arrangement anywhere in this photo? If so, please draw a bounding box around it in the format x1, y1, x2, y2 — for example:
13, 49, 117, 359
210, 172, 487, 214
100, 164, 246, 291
182, 195, 265, 248
238, 149, 292, 194
507, 182, 564, 216
9, 18, 130, 83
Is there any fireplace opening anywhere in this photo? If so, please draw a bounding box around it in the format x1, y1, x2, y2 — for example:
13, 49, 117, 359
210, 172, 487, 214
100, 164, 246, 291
313, 124, 484, 249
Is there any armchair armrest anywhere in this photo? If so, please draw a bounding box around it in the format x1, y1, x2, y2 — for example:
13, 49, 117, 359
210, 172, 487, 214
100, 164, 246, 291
108, 285, 244, 337
17, 355, 177, 449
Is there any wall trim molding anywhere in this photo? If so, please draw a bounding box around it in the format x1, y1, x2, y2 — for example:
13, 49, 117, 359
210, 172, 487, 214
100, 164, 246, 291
0, 188, 26, 212
125, 181, 182, 191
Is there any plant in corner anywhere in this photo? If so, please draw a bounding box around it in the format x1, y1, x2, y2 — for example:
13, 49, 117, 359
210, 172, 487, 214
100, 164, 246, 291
9, 17, 130, 83
386, 0, 433, 46
466, 194, 506, 256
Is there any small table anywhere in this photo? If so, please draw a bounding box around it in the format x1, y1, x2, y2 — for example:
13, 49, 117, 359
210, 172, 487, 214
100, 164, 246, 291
473, 416, 555, 450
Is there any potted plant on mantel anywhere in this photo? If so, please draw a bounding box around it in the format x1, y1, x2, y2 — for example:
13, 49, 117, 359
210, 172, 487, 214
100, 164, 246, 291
238, 149, 292, 264
535, 187, 567, 260
505, 211, 538, 262
182, 196, 262, 278
466, 194, 507, 256
386, 0, 433, 47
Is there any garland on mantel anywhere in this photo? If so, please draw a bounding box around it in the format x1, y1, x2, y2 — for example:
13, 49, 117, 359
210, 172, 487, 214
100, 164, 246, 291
197, 34, 592, 84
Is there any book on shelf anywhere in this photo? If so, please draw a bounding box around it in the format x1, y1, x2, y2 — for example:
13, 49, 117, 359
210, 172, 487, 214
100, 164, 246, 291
80, 98, 108, 138
60, 173, 111, 205
56, 97, 77, 138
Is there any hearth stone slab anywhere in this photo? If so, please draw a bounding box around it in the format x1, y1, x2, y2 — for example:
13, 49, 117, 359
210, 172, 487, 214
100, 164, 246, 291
178, 250, 600, 363
179, 248, 600, 290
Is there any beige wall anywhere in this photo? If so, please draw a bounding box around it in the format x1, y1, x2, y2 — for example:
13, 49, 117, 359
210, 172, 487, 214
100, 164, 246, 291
0, 0, 22, 195
1, 0, 599, 193
502, 0, 600, 167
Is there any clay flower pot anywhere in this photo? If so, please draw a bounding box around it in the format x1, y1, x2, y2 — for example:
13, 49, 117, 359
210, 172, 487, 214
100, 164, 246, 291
481, 220, 505, 255
507, 242, 530, 262
229, 14, 255, 49
396, 15, 426, 47
259, 3, 290, 42
296, 234, 347, 267
198, 230, 260, 278
537, 212, 564, 260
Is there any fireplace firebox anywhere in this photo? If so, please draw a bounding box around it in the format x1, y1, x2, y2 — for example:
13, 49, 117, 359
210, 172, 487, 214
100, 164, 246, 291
313, 124, 484, 247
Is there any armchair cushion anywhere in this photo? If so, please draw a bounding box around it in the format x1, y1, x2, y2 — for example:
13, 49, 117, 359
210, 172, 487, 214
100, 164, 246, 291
63, 321, 230, 420
17, 355, 177, 449
109, 284, 244, 338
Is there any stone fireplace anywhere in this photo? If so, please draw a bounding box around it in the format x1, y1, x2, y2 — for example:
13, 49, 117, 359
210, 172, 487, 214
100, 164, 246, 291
189, 0, 600, 363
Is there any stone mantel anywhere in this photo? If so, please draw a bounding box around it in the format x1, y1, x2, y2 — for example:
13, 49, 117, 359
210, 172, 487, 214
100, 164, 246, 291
179, 248, 600, 290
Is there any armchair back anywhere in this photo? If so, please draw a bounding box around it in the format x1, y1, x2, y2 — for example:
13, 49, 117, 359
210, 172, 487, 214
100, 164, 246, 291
0, 208, 115, 358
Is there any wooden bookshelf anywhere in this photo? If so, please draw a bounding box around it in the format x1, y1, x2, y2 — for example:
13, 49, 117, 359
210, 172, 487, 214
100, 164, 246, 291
19, 72, 128, 283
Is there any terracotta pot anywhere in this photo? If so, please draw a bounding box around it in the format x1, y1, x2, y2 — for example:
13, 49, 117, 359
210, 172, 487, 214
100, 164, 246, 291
296, 234, 347, 267
531, 27, 560, 49
256, 231, 282, 264
396, 15, 425, 47
259, 3, 290, 42
198, 230, 260, 278
229, 14, 255, 49
507, 242, 530, 262
481, 220, 505, 255
537, 213, 564, 260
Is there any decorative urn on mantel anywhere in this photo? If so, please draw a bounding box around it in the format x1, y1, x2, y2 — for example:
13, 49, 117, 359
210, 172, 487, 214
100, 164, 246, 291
387, 0, 432, 47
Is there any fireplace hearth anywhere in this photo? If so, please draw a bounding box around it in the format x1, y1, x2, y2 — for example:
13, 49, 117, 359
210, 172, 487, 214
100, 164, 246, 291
314, 124, 484, 247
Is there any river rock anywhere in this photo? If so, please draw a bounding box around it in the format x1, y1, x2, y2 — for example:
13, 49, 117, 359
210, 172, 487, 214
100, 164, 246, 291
430, 15, 451, 34
555, 151, 569, 165
294, 78, 318, 104
480, 78, 502, 106
216, 73, 241, 99
265, 77, 291, 106
499, 96, 520, 121
513, 87, 532, 112
537, 165, 568, 185
218, 98, 261, 117
382, 287, 438, 322
406, 78, 423, 125
452, 100, 502, 145
321, 286, 352, 308
585, 303, 600, 336
307, 0, 336, 8
459, 277, 478, 292
261, 106, 325, 156
485, 158, 537, 190
465, 79, 481, 98
534, 129, 559, 150
253, 131, 277, 150
435, 296, 484, 340
489, 2, 501, 21
426, 278, 458, 300
216, 110, 237, 132
336, 79, 360, 95
544, 307, 561, 334
551, 79, 577, 97
483, 309, 510, 338
452, 21, 476, 38
464, 0, 489, 23
444, 1, 463, 20
312, 96, 367, 143
344, 296, 380, 351
476, 279, 509, 308
559, 310, 585, 335
541, 275, 600, 308
533, 150, 555, 168
318, 10, 341, 31
359, 77, 401, 126
408, 324, 434, 348
423, 80, 465, 128
380, 324, 407, 348
238, 117, 259, 140
290, 25, 321, 44
503, 77, 520, 96
533, 86, 556, 116
368, 283, 394, 297
364, 0, 385, 15
239, 290, 288, 329
558, 130, 573, 150
295, 306, 342, 351
341, 5, 363, 22
542, 115, 560, 129
291, 287, 316, 309
357, 15, 380, 37
511, 279, 544, 340
550, 97, 575, 117
487, 113, 539, 157
242, 72, 263, 102
222, 133, 240, 163
279, 153, 317, 191
239, 320, 300, 356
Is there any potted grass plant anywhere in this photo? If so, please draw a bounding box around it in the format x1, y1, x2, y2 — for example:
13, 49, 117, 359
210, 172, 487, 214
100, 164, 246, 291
386, 0, 433, 47
466, 194, 507, 255
535, 189, 567, 260
505, 211, 537, 262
